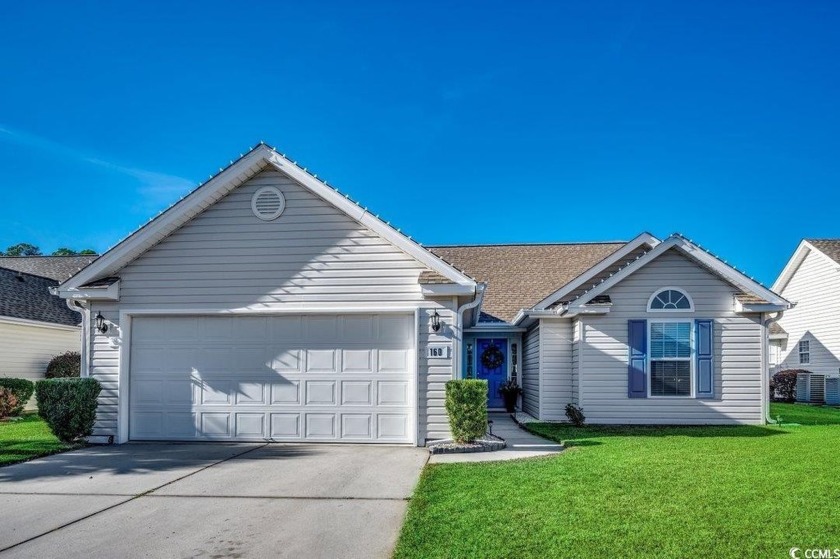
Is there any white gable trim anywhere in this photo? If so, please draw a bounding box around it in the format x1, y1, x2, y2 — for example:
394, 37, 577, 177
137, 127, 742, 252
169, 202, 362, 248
60, 145, 475, 291
566, 236, 789, 312
772, 240, 840, 294
533, 232, 660, 310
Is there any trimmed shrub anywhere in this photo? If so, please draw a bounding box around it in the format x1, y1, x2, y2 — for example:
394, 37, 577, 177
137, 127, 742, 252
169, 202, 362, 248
771, 370, 802, 402
45, 351, 81, 379
0, 388, 18, 419
565, 403, 586, 426
0, 378, 35, 416
445, 379, 488, 443
35, 378, 101, 442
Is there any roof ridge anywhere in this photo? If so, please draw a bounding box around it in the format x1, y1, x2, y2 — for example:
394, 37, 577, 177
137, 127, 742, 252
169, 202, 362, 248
0, 266, 58, 282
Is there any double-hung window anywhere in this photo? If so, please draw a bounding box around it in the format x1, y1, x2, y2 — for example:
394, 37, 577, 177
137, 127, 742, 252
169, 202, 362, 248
799, 340, 810, 364
649, 321, 692, 396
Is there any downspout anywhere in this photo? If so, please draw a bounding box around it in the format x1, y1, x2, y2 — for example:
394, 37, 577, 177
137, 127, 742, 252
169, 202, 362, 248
763, 311, 784, 424
454, 283, 486, 379
64, 299, 90, 378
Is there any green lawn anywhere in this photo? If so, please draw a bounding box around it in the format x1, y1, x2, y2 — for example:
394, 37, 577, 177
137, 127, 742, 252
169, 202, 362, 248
0, 414, 78, 466
770, 402, 840, 425
396, 423, 840, 558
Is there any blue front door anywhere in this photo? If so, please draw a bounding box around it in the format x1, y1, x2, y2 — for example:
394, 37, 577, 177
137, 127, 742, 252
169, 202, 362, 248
476, 338, 507, 408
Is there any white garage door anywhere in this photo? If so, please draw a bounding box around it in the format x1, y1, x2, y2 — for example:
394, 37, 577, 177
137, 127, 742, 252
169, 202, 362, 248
129, 314, 415, 443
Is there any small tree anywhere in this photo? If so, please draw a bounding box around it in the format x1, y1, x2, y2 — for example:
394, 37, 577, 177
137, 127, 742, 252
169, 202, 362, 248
51, 248, 97, 256
45, 352, 81, 378
4, 243, 41, 256
771, 370, 802, 402
51, 248, 77, 256
445, 379, 488, 443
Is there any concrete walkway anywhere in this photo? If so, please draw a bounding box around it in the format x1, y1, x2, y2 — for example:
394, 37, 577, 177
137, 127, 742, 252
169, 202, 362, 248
429, 413, 564, 463
0, 443, 427, 558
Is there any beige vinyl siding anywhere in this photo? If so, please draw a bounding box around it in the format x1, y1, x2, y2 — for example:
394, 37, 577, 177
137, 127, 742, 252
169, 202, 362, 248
521, 324, 540, 417
88, 306, 119, 436
0, 320, 80, 382
775, 249, 840, 377
539, 319, 573, 420
115, 169, 427, 308
580, 249, 763, 425
85, 169, 458, 442
419, 304, 457, 442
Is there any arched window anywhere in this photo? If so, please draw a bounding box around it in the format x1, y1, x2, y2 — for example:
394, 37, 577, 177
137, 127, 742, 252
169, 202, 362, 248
648, 288, 693, 311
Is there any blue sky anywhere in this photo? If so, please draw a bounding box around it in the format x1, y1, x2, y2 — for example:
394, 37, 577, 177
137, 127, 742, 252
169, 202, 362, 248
1, 1, 838, 285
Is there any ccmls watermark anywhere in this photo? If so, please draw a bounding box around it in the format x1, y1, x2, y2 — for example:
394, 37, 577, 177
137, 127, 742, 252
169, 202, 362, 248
789, 548, 840, 559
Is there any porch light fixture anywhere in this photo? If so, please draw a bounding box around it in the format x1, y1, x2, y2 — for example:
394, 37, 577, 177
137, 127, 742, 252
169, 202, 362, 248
431, 310, 441, 332
95, 312, 108, 334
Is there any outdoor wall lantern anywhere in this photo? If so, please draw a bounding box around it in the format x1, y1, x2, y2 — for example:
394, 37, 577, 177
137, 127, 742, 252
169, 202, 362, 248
95, 312, 109, 334
431, 310, 441, 332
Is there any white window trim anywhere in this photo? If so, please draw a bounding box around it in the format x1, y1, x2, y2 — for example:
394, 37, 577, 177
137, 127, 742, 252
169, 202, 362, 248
648, 318, 695, 398
799, 340, 810, 364
647, 287, 695, 313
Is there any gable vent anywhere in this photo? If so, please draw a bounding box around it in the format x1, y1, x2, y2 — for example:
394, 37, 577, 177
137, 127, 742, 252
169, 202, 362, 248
251, 186, 286, 221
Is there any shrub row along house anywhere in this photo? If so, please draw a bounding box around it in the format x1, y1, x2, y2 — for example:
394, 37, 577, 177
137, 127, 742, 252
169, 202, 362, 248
0, 256, 96, 383
53, 145, 790, 445
770, 240, 840, 405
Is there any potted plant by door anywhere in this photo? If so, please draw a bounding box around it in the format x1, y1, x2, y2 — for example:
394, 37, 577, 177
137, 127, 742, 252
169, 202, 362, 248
498, 380, 522, 413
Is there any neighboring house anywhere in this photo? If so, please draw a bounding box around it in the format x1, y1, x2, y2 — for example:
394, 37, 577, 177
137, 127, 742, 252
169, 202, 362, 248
55, 144, 789, 445
0, 255, 97, 382
771, 240, 840, 404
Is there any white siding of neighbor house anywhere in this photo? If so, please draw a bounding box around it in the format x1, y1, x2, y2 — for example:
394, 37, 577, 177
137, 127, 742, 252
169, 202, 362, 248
539, 319, 573, 421
521, 325, 540, 417
0, 321, 80, 380
775, 248, 840, 378
579, 249, 764, 425
85, 168, 459, 443
0, 321, 80, 409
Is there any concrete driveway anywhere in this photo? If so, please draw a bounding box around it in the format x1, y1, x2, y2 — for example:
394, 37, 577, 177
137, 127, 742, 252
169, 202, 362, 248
0, 443, 428, 558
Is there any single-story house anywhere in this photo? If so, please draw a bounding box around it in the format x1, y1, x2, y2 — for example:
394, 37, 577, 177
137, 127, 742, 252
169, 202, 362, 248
770, 239, 840, 404
0, 255, 96, 382
55, 144, 790, 445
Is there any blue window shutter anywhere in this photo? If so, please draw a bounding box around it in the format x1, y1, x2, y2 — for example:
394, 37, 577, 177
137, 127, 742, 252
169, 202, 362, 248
696, 319, 714, 398
628, 320, 647, 398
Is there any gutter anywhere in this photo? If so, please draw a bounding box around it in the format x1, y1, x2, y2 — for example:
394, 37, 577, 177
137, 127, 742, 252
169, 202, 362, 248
454, 284, 486, 378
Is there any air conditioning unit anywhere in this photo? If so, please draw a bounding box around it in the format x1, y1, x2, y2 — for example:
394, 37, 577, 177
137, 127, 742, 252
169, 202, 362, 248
796, 373, 827, 404
826, 378, 840, 406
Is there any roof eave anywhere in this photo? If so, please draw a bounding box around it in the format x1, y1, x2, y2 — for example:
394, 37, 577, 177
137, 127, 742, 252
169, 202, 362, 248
567, 235, 791, 313
52, 280, 121, 301
735, 301, 790, 313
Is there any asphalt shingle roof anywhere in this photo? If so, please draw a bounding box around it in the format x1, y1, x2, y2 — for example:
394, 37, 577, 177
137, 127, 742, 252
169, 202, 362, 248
0, 267, 82, 326
807, 239, 840, 266
0, 255, 97, 282
428, 243, 626, 322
